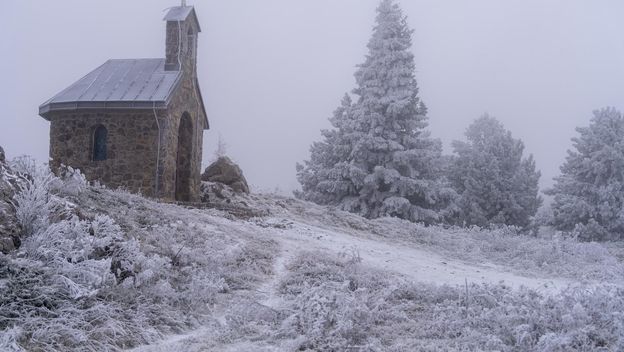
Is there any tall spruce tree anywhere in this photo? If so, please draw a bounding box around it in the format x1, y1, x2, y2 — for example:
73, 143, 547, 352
546, 108, 624, 241
449, 115, 542, 228
297, 0, 455, 224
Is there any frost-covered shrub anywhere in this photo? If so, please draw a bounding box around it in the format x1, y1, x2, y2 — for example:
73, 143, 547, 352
272, 252, 624, 351
53, 165, 88, 197
20, 215, 130, 298
11, 160, 66, 236
0, 327, 22, 352
219, 242, 275, 290
0, 255, 151, 351
1, 159, 256, 351
277, 252, 391, 351
9, 155, 39, 177
9, 158, 87, 238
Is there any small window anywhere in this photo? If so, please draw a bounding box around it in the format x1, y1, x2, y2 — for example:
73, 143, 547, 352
187, 28, 195, 55
93, 125, 108, 161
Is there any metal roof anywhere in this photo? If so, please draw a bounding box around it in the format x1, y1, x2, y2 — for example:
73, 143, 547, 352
39, 59, 181, 117
163, 6, 201, 32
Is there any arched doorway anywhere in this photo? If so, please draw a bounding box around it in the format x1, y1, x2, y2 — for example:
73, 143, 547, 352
175, 113, 193, 201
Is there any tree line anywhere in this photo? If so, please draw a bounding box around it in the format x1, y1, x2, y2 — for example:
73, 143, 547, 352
296, 0, 624, 241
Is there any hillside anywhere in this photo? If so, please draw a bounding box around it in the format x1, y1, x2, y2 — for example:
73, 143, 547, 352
1, 161, 623, 351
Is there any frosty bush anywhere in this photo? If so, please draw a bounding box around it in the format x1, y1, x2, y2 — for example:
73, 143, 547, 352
11, 159, 66, 236
9, 155, 40, 177
53, 165, 88, 197
0, 160, 255, 351
449, 115, 542, 229
273, 251, 624, 351
297, 0, 456, 224
546, 107, 624, 241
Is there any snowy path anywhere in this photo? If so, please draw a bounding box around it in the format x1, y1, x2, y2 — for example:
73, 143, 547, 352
267, 219, 570, 293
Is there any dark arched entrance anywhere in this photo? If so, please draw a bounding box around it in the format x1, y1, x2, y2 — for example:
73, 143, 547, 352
175, 113, 193, 201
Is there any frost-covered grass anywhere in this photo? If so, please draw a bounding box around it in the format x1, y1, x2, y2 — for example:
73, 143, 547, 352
377, 220, 623, 282
2, 160, 623, 351
264, 196, 624, 283
0, 162, 276, 352
231, 251, 624, 351
386, 222, 623, 282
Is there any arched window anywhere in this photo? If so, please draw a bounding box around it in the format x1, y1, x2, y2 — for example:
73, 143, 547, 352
93, 125, 108, 161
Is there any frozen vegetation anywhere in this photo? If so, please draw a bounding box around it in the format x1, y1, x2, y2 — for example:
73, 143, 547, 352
2, 1, 624, 350
297, 0, 545, 233
298, 0, 624, 245
1, 159, 623, 351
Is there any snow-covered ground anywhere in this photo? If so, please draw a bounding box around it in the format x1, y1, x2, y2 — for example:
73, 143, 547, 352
126, 193, 621, 351
128, 223, 567, 351
3, 169, 623, 351
257, 218, 570, 292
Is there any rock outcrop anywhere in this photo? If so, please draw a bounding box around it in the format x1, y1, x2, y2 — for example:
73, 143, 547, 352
0, 146, 23, 253
201, 157, 250, 194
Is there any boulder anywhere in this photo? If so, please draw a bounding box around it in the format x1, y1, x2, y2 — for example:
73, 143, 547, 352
201, 156, 250, 194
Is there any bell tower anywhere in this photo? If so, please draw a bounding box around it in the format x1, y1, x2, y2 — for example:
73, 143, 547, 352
164, 4, 201, 72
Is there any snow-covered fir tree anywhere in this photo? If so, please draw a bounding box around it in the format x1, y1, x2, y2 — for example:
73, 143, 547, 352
297, 0, 456, 224
296, 94, 357, 205
449, 115, 542, 228
546, 107, 624, 241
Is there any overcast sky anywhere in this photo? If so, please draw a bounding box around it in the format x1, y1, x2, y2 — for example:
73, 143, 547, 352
1, 0, 623, 194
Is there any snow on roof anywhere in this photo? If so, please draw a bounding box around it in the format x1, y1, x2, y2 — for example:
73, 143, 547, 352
39, 59, 181, 118
163, 6, 201, 32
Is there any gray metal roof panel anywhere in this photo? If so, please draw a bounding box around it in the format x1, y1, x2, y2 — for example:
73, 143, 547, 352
38, 59, 208, 130
118, 59, 162, 101
81, 61, 119, 101
48, 62, 108, 103
40, 59, 181, 115
105, 60, 142, 101
93, 60, 135, 101
152, 73, 179, 100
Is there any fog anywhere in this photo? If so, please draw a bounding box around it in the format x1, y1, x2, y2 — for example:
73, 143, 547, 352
1, 0, 623, 194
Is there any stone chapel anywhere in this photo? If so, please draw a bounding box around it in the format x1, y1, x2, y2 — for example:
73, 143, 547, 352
39, 5, 208, 202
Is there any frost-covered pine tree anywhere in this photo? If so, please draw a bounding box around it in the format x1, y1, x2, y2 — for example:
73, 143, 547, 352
297, 0, 456, 224
296, 94, 358, 205
546, 107, 624, 241
449, 115, 542, 228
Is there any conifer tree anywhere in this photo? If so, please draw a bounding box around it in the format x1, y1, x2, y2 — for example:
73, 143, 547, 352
296, 95, 357, 205
546, 107, 624, 241
297, 0, 455, 224
449, 115, 542, 228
